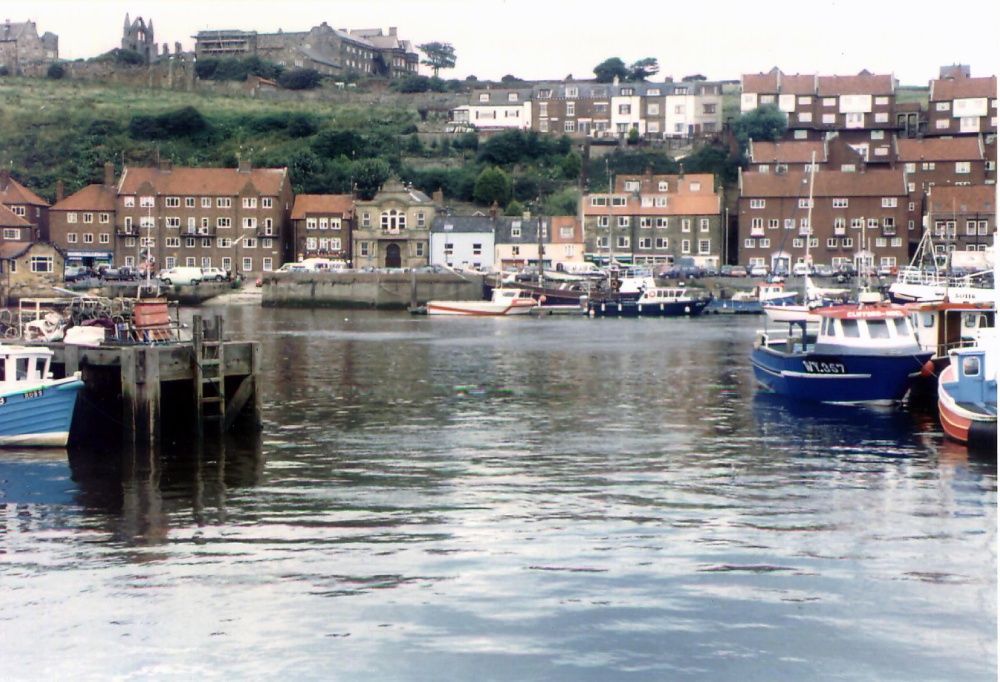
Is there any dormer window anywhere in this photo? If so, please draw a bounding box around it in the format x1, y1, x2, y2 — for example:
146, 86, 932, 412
621, 87, 634, 96
647, 88, 660, 96
479, 93, 489, 102
507, 92, 518, 102
565, 86, 578, 98
658, 182, 668, 192
538, 89, 552, 99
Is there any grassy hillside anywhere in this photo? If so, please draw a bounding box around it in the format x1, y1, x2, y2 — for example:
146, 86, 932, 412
0, 77, 420, 202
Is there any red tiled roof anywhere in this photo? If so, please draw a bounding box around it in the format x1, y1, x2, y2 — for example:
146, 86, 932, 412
614, 173, 715, 194
0, 242, 31, 259
895, 137, 983, 162
781, 74, 816, 95
0, 176, 49, 208
291, 194, 354, 219
0, 203, 32, 228
927, 185, 995, 213
50, 184, 118, 212
119, 166, 289, 196
930, 76, 997, 101
749, 140, 825, 164
741, 169, 906, 197
583, 193, 720, 216
742, 70, 780, 94
816, 73, 895, 96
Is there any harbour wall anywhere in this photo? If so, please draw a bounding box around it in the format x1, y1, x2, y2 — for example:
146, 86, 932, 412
262, 271, 485, 309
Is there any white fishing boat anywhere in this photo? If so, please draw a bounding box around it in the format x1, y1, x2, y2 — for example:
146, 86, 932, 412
426, 288, 537, 316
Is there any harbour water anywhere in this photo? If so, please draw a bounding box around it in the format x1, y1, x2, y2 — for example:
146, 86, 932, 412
1, 307, 996, 681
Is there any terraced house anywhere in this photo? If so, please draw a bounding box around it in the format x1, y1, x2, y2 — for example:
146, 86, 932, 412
290, 194, 353, 263
49, 164, 119, 271
114, 160, 292, 275
737, 168, 910, 273
582, 172, 723, 268
926, 70, 997, 137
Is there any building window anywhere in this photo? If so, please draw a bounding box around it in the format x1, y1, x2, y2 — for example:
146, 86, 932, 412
99, 233, 110, 244
750, 199, 765, 209
217, 218, 231, 229
681, 219, 691, 232
881, 197, 898, 208
140, 196, 155, 208
955, 161, 971, 174
798, 198, 813, 209
67, 213, 77, 223
617, 236, 630, 249
83, 233, 94, 244
124, 196, 135, 208
67, 233, 78, 243
217, 198, 231, 208
656, 218, 668, 228
617, 216, 629, 228
30, 256, 53, 273
698, 240, 711, 255
165, 197, 180, 208
202, 197, 212, 208
165, 237, 180, 247
681, 239, 691, 254
243, 218, 257, 229
262, 198, 273, 209
832, 198, 849, 208
243, 197, 257, 209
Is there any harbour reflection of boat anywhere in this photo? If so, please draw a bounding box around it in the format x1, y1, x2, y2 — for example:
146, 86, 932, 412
751, 390, 918, 449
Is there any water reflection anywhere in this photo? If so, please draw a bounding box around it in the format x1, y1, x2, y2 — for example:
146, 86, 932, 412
1, 309, 994, 681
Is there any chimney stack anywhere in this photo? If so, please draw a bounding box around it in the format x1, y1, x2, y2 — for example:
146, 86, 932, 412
159, 159, 173, 172
104, 162, 115, 187
239, 156, 251, 174
0, 168, 9, 191
56, 180, 64, 203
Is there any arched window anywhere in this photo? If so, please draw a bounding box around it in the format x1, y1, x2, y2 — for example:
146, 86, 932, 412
381, 210, 406, 233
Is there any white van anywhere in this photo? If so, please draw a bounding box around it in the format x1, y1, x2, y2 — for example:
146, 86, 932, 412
792, 262, 812, 277
300, 258, 349, 272
158, 266, 203, 285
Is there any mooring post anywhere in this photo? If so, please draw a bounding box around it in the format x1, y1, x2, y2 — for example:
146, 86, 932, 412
120, 345, 161, 446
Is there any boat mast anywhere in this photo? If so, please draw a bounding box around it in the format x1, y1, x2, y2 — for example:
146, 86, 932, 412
606, 160, 614, 268
804, 151, 816, 269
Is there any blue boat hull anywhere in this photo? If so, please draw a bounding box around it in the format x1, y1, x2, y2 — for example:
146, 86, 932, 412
588, 297, 710, 318
0, 377, 84, 447
750, 343, 933, 404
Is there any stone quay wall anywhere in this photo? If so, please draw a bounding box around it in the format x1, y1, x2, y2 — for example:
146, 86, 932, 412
262, 271, 485, 309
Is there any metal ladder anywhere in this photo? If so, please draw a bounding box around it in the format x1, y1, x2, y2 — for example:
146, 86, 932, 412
193, 315, 226, 431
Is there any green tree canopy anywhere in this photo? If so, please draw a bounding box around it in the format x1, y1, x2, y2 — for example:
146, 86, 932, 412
473, 166, 512, 207
593, 57, 629, 83
504, 199, 525, 216
277, 68, 322, 90
418, 42, 457, 76
730, 104, 788, 155
352, 158, 392, 200
629, 58, 660, 82
560, 150, 583, 180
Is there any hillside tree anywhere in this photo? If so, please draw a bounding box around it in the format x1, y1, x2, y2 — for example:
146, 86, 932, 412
418, 42, 457, 76
629, 58, 660, 81
593, 57, 629, 83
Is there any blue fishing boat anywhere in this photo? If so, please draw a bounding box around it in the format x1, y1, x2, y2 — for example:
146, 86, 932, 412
0, 345, 84, 447
750, 293, 934, 405
937, 338, 997, 449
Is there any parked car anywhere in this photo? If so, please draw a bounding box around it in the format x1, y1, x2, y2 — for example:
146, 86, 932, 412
719, 265, 734, 277
813, 263, 833, 277
157, 266, 203, 286
730, 266, 748, 277
98, 265, 137, 281
64, 265, 88, 282
750, 264, 769, 277
201, 267, 229, 282
701, 265, 719, 278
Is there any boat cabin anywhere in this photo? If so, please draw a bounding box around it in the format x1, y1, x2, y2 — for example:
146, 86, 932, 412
814, 304, 921, 354
942, 346, 997, 408
0, 346, 54, 385
908, 302, 996, 359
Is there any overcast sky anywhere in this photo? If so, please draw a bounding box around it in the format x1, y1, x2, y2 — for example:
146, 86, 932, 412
7, 0, 999, 86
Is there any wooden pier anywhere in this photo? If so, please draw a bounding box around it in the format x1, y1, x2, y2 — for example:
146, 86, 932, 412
48, 314, 261, 447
